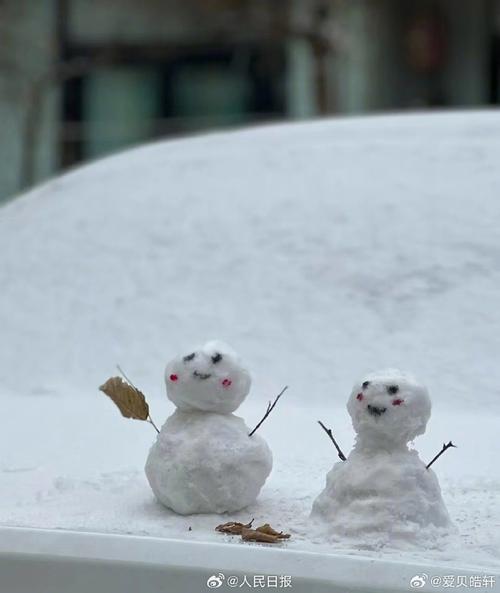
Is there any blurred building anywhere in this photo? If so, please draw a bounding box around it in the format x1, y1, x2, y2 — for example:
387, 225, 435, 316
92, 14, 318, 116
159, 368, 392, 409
0, 0, 499, 202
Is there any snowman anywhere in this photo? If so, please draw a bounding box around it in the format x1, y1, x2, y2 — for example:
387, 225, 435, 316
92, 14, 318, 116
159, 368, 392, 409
145, 340, 273, 515
311, 369, 453, 543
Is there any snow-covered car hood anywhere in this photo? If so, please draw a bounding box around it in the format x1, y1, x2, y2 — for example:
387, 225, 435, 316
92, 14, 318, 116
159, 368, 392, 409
1, 111, 499, 575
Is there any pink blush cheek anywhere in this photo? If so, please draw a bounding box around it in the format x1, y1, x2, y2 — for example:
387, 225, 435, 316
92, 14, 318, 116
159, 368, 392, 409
222, 378, 232, 389
356, 393, 363, 401
392, 398, 404, 406
169, 374, 178, 382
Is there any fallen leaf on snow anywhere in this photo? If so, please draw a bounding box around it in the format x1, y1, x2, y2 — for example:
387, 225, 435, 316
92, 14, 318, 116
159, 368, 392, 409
241, 526, 290, 543
215, 519, 254, 535
216, 519, 291, 543
255, 523, 291, 539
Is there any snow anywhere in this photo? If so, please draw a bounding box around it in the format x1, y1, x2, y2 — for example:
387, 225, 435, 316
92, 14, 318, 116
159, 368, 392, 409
0, 396, 498, 571
312, 370, 452, 544
346, 369, 432, 447
145, 410, 272, 514
312, 449, 452, 542
1, 111, 500, 572
146, 341, 272, 514
165, 340, 252, 413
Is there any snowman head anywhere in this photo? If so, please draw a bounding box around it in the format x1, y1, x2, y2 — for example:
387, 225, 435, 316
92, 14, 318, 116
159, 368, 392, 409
347, 369, 431, 446
165, 340, 251, 413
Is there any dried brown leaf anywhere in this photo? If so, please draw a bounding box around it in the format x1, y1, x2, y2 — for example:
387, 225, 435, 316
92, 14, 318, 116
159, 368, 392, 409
215, 519, 254, 535
241, 528, 283, 543
99, 376, 149, 421
255, 523, 291, 539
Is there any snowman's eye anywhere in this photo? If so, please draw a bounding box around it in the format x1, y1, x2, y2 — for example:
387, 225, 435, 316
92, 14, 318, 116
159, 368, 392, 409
387, 385, 399, 395
362, 381, 370, 389
183, 352, 195, 362
211, 352, 222, 364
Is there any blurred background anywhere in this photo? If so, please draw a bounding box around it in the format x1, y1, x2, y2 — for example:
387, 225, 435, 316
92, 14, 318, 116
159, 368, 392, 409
1, 0, 499, 203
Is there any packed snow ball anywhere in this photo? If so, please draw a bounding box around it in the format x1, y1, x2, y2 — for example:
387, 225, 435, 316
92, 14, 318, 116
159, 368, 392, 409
311, 369, 453, 543
347, 369, 432, 446
145, 410, 272, 514
165, 340, 251, 414
145, 340, 272, 514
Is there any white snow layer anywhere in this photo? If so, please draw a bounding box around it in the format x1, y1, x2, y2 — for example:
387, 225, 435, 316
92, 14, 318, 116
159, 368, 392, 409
1, 111, 500, 570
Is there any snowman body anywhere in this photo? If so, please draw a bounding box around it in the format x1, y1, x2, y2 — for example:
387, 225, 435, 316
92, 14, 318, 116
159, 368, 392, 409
145, 341, 272, 515
312, 370, 453, 542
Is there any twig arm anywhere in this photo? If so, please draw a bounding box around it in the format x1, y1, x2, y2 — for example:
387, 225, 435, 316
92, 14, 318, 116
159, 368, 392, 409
318, 420, 347, 461
426, 441, 456, 470
148, 417, 160, 434
248, 386, 288, 437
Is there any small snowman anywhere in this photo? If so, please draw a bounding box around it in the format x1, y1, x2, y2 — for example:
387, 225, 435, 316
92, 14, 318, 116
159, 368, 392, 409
145, 340, 273, 515
311, 369, 453, 543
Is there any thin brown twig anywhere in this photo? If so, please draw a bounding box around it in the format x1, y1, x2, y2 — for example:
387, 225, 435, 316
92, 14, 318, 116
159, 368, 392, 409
148, 417, 160, 434
248, 386, 288, 437
116, 364, 160, 434
116, 364, 138, 390
318, 420, 347, 461
426, 441, 456, 470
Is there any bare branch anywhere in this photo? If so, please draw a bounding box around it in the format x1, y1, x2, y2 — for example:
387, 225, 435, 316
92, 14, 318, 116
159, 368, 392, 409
426, 441, 456, 470
318, 420, 347, 461
248, 386, 288, 437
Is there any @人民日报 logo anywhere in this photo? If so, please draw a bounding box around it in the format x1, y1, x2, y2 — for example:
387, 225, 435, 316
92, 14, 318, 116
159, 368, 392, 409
206, 573, 225, 588
410, 573, 428, 588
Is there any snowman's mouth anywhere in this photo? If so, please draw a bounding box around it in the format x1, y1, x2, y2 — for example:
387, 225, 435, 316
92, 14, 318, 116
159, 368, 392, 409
193, 371, 212, 380
367, 405, 386, 417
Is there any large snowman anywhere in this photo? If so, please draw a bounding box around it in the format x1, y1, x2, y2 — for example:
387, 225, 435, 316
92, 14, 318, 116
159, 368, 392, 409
311, 369, 453, 543
145, 340, 273, 515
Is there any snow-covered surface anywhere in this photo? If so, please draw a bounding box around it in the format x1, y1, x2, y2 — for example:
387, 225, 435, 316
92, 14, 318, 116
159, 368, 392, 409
2, 528, 486, 593
0, 397, 498, 572
1, 111, 500, 573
